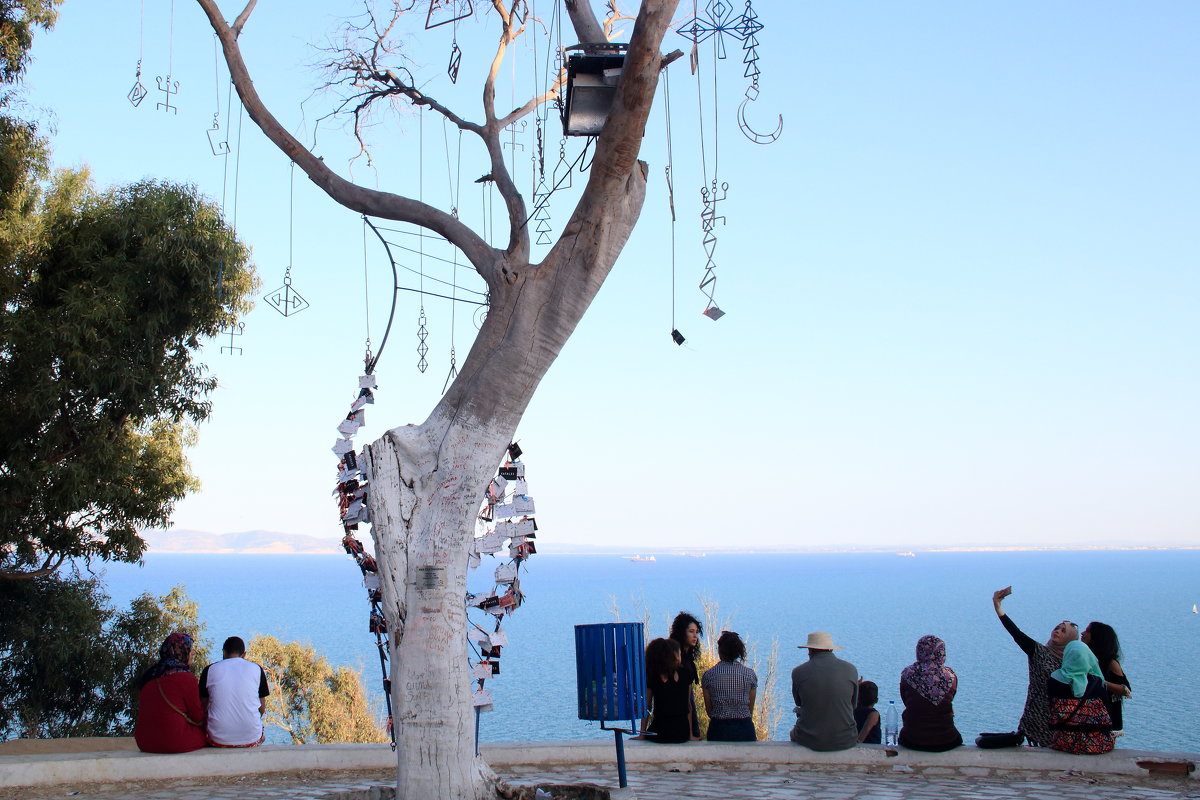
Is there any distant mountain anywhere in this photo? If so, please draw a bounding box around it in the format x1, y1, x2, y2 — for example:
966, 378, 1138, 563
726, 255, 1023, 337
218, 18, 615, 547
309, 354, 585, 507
143, 529, 340, 555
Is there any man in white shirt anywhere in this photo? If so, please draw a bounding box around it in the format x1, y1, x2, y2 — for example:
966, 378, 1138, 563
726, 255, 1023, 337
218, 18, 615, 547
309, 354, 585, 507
200, 636, 269, 747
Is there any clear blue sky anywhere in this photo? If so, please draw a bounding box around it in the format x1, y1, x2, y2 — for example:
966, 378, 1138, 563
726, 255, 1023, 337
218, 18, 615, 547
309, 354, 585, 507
22, 1, 1200, 549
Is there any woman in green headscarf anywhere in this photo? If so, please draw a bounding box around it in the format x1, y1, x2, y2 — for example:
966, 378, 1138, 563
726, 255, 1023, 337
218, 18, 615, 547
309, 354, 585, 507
1045, 640, 1114, 754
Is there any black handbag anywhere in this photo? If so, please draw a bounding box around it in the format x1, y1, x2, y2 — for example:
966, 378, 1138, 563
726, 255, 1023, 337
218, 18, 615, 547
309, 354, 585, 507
975, 731, 1024, 748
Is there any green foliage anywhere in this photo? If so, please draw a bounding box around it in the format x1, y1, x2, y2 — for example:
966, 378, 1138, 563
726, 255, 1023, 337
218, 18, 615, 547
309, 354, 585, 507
0, 169, 257, 577
250, 634, 388, 745
0, 575, 207, 739
0, 0, 59, 88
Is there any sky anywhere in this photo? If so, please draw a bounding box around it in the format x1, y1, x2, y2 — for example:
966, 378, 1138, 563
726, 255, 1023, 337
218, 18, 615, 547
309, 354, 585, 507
20, 1, 1200, 550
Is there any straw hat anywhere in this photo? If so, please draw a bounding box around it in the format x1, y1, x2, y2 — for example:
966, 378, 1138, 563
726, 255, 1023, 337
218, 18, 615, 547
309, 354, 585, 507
797, 631, 842, 651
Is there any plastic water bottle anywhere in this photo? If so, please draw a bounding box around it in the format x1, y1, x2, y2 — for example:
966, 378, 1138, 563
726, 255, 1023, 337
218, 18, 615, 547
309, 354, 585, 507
884, 700, 900, 746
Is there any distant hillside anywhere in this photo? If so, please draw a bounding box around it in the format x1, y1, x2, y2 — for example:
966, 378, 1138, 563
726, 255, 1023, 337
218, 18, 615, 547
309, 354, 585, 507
143, 529, 340, 555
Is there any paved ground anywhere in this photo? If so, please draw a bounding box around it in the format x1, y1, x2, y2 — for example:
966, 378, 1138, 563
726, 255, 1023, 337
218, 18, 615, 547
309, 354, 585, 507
3, 765, 1199, 800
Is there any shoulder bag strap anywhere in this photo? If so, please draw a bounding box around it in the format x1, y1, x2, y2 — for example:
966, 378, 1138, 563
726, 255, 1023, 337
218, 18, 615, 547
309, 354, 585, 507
157, 677, 204, 727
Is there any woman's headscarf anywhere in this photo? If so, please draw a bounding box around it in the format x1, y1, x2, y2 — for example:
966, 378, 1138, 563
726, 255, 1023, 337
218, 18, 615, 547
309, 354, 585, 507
900, 634, 956, 705
1049, 640, 1104, 698
139, 632, 193, 687
1045, 621, 1080, 660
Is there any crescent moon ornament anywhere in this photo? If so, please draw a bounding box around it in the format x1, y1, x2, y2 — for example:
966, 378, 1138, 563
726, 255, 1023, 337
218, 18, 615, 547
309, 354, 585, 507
737, 93, 783, 145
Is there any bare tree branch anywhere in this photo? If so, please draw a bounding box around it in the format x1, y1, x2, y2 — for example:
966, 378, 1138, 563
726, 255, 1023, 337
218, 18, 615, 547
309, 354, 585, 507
564, 0, 605, 44
231, 0, 258, 36
0, 552, 66, 580
195, 0, 499, 282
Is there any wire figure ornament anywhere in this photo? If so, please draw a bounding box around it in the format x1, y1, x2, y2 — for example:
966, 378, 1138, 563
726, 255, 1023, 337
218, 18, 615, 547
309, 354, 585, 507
698, 180, 728, 320
155, 0, 180, 114
127, 0, 147, 106
265, 163, 310, 318
219, 321, 245, 355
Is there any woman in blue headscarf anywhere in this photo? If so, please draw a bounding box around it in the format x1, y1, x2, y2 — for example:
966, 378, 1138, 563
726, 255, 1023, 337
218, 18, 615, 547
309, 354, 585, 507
133, 632, 207, 753
1045, 640, 1114, 754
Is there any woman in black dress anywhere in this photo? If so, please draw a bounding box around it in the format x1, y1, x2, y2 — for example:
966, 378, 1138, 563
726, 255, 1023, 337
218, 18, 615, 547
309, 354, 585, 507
669, 611, 703, 739
992, 586, 1078, 746
1081, 621, 1131, 730
644, 637, 693, 743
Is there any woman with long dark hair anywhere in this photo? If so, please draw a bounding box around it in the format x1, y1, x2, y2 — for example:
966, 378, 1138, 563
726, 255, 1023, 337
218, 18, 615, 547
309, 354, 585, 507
1082, 621, 1131, 730
642, 637, 692, 743
669, 611, 703, 739
133, 632, 206, 753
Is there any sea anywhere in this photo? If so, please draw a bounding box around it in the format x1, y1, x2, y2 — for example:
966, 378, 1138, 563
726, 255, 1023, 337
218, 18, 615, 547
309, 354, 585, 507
99, 550, 1199, 753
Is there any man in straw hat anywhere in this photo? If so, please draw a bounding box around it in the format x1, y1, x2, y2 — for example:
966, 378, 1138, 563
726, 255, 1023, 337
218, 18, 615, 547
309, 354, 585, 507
790, 631, 859, 751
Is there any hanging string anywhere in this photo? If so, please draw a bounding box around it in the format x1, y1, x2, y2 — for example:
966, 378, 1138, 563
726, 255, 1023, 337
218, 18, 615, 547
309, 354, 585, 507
417, 107, 428, 372
362, 218, 372, 367
663, 69, 679, 339
444, 127, 464, 393
287, 160, 295, 280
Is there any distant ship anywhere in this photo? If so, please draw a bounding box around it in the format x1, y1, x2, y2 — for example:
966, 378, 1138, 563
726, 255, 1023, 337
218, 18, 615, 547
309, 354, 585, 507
1193, 604, 1197, 615
897, 552, 916, 558
624, 555, 656, 562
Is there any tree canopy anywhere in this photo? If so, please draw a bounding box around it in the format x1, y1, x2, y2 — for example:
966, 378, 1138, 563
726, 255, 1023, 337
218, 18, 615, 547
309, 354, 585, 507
0, 577, 210, 739
251, 634, 387, 744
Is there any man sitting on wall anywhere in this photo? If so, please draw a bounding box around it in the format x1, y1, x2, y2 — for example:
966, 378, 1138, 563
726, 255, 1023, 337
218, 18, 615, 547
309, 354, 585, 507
790, 631, 859, 751
200, 636, 269, 747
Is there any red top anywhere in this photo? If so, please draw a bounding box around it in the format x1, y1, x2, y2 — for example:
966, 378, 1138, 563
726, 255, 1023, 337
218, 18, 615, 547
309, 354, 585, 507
134, 671, 207, 753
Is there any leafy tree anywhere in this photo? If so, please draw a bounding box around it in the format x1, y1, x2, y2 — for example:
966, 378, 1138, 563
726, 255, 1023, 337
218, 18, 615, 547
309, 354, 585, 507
0, 0, 257, 580
250, 634, 387, 744
0, 576, 209, 739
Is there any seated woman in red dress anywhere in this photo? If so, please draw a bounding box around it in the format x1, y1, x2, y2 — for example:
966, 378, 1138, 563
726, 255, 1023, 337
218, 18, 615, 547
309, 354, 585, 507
134, 632, 207, 753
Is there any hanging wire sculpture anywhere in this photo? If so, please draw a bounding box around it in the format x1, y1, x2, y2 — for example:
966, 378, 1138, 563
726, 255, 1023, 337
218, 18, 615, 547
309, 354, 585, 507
698, 179, 728, 320
678, 0, 781, 145
207, 35, 230, 155
127, 0, 147, 107
265, 163, 311, 317
217, 91, 247, 352
155, 0, 180, 114
219, 321, 245, 355
426, 0, 474, 29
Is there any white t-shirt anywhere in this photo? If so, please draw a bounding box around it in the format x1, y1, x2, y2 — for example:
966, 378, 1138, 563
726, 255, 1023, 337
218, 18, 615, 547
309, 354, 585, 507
200, 657, 269, 745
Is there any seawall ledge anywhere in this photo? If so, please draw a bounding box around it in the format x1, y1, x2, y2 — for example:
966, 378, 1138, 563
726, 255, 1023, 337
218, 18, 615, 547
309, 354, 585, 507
0, 740, 1195, 789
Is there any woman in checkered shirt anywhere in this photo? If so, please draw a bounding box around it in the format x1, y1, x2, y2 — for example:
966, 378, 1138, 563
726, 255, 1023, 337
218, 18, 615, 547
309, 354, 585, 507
701, 631, 759, 741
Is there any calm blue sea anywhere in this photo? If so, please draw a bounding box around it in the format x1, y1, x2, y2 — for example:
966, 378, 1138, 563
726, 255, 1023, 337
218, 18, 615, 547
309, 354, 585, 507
100, 551, 1199, 753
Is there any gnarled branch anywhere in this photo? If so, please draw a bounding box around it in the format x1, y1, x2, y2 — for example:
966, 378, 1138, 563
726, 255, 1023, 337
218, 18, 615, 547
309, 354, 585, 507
195, 0, 499, 283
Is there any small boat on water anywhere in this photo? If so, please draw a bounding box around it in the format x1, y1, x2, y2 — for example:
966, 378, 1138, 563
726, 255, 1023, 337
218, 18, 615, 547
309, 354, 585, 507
1193, 603, 1197, 615
624, 555, 656, 562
